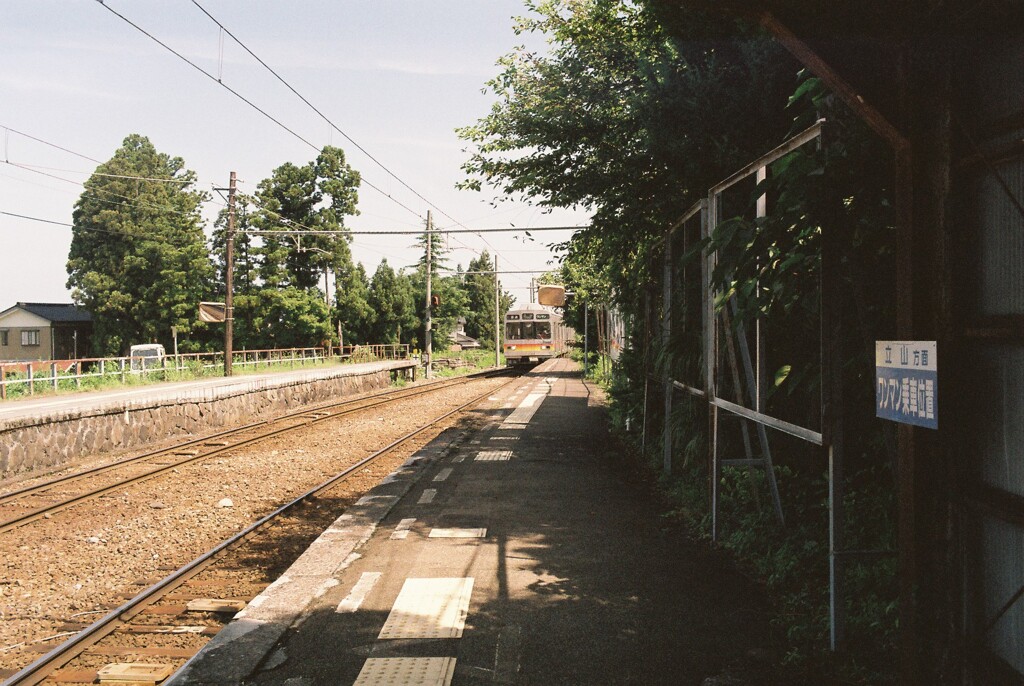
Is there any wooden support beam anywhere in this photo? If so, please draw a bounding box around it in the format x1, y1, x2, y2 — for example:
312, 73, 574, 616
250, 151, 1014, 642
759, 11, 909, 153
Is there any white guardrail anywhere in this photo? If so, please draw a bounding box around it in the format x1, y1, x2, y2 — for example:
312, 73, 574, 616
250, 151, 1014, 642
0, 344, 410, 400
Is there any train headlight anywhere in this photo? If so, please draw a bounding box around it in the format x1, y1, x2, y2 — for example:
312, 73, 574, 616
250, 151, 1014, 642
508, 345, 517, 350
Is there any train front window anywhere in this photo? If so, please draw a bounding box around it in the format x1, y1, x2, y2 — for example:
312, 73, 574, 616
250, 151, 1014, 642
506, 320, 551, 340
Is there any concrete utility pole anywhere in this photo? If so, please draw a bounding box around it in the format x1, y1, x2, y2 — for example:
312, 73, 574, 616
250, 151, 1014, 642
224, 171, 236, 377
494, 254, 500, 368
424, 210, 433, 380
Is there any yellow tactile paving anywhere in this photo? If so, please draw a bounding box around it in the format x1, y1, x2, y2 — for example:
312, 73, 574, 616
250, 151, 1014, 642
352, 657, 456, 686
475, 450, 513, 461
378, 578, 474, 640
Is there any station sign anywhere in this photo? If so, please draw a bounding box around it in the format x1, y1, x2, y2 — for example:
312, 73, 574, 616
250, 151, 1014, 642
875, 341, 937, 429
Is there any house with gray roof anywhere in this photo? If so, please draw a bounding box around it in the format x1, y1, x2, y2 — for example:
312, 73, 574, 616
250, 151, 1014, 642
0, 302, 93, 361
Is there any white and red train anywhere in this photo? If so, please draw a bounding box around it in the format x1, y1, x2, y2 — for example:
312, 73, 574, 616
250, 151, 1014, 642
502, 304, 573, 367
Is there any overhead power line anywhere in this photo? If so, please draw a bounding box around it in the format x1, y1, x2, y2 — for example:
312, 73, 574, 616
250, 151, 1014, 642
8, 162, 195, 184
188, 1, 438, 216
2, 126, 227, 204
94, 0, 422, 220
184, 1, 512, 268
241, 226, 587, 236
1, 125, 101, 164
2, 161, 221, 217
0, 210, 72, 227
184, 1, 551, 276
0, 210, 202, 247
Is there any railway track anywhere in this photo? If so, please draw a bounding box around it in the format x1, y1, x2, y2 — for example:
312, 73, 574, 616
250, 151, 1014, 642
1, 370, 515, 685
0, 369, 509, 534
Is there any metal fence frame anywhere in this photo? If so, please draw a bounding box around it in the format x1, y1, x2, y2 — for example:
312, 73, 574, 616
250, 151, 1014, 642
648, 119, 861, 650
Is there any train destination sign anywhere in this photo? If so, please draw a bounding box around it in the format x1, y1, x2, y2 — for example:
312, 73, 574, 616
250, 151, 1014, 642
875, 340, 937, 429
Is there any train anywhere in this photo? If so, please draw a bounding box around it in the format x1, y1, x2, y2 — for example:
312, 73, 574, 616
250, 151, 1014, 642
503, 303, 573, 367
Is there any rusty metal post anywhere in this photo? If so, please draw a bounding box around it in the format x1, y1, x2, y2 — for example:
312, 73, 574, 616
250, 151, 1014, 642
706, 191, 720, 540
662, 228, 674, 475
821, 133, 848, 650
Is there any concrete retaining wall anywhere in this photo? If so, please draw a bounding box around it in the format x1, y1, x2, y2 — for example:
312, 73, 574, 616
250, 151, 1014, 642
0, 364, 408, 480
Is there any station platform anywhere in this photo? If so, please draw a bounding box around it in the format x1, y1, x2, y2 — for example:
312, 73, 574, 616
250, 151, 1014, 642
0, 359, 414, 428
169, 358, 769, 686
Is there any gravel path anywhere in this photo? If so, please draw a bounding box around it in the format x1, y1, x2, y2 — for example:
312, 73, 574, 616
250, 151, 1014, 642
0, 375, 507, 673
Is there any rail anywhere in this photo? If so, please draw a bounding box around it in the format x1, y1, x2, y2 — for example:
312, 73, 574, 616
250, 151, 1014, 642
1, 367, 510, 685
0, 344, 410, 400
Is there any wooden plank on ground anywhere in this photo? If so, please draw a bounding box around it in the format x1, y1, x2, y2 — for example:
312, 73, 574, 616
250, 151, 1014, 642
186, 598, 246, 613
48, 669, 99, 683
140, 605, 187, 615
86, 646, 196, 659
122, 625, 220, 635
97, 662, 174, 683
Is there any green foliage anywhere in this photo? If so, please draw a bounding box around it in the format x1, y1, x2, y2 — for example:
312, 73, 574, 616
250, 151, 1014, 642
459, 0, 797, 316
462, 251, 514, 349
250, 146, 360, 292
233, 287, 333, 349
335, 261, 373, 344
407, 230, 466, 351
67, 134, 214, 355
459, 3, 899, 682
367, 259, 417, 345
211, 197, 258, 296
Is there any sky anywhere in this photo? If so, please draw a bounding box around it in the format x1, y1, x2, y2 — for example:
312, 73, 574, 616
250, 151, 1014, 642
0, 0, 589, 307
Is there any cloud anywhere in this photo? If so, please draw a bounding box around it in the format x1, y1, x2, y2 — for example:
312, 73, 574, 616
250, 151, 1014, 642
371, 59, 490, 77
0, 74, 131, 101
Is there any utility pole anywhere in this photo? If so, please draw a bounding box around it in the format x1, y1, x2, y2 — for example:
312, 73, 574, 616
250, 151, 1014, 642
224, 171, 236, 377
494, 254, 500, 368
424, 210, 433, 379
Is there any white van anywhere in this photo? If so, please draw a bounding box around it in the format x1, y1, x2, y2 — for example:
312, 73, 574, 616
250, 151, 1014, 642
129, 343, 166, 370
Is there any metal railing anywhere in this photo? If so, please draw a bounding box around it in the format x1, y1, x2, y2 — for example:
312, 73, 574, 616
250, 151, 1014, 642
0, 344, 410, 400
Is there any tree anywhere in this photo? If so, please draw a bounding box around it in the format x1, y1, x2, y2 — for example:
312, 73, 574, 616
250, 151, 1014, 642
335, 261, 373, 345
462, 251, 514, 348
211, 196, 257, 297
67, 134, 214, 355
234, 287, 332, 350
251, 146, 360, 294
366, 260, 417, 345
458, 0, 796, 311
407, 227, 470, 351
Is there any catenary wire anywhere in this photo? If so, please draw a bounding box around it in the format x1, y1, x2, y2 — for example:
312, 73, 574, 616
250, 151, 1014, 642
2, 126, 228, 204
93, 0, 422, 220
183, 0, 541, 272
189, 0, 447, 222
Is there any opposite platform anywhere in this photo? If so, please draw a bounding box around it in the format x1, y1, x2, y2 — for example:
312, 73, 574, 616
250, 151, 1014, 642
0, 360, 414, 479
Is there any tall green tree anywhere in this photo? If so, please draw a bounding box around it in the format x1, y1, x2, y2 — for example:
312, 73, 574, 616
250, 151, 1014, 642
366, 259, 417, 345
211, 197, 256, 296
408, 228, 469, 351
462, 251, 514, 348
234, 287, 332, 350
458, 0, 795, 310
251, 146, 360, 294
335, 261, 373, 345
66, 134, 213, 355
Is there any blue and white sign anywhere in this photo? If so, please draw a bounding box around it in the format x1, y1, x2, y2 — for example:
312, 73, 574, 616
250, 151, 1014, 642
876, 341, 937, 430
